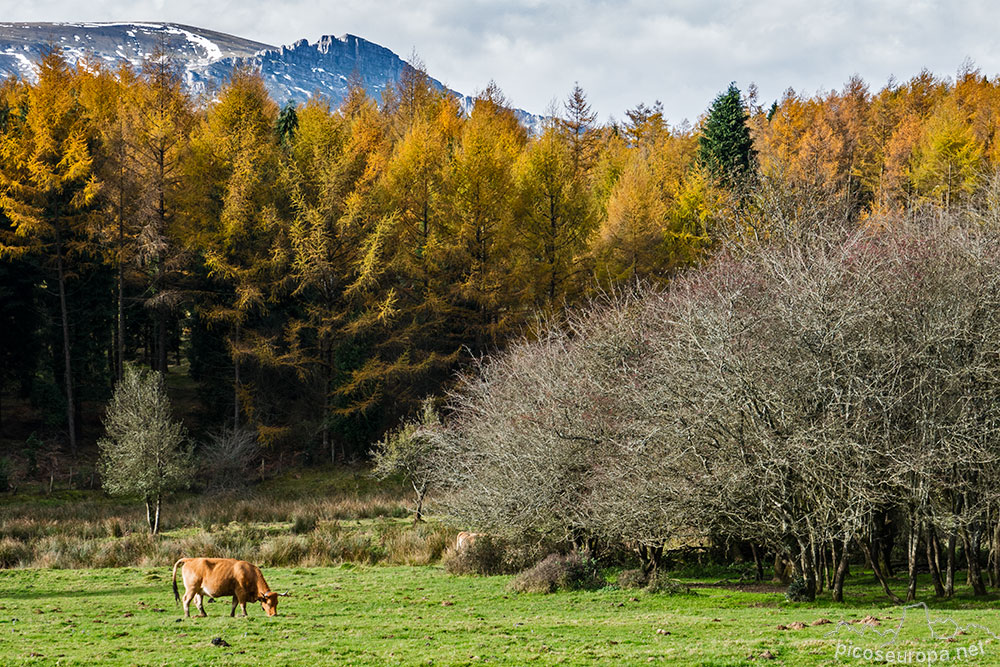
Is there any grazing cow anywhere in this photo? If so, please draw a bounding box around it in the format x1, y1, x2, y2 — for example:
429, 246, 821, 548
172, 557, 289, 618
455, 531, 485, 551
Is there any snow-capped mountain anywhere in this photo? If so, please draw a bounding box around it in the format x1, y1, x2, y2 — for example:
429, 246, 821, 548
0, 22, 540, 127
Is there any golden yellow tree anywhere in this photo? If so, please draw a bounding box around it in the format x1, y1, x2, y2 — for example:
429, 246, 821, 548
184, 67, 284, 430
0, 50, 101, 452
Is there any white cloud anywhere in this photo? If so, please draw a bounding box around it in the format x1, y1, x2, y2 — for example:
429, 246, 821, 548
1, 0, 997, 124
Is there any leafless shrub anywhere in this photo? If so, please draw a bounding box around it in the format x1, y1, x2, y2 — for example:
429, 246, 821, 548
444, 534, 512, 576
615, 568, 648, 589
508, 552, 603, 594
201, 426, 261, 492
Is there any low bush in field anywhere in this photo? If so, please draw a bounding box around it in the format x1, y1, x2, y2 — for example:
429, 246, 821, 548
0, 537, 31, 568
260, 535, 310, 566
786, 576, 815, 602
508, 552, 604, 594
644, 571, 694, 595
291, 515, 318, 534
444, 534, 510, 575
615, 568, 649, 589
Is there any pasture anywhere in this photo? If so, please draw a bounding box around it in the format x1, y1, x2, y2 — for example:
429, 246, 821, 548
1, 565, 998, 666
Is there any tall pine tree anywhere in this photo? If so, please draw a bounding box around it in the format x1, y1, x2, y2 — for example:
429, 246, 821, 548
699, 83, 756, 186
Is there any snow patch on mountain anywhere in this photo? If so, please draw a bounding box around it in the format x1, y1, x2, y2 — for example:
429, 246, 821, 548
0, 22, 542, 130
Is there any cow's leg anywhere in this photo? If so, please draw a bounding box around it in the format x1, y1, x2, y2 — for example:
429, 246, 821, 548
182, 590, 195, 618
230, 596, 238, 617
240, 600, 248, 617
195, 594, 207, 617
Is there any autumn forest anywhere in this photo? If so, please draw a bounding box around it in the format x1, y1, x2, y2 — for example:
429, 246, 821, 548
0, 48, 996, 471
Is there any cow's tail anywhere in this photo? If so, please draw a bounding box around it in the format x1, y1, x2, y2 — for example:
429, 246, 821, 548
172, 558, 186, 604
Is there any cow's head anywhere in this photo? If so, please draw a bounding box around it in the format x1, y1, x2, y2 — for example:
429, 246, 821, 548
259, 591, 290, 616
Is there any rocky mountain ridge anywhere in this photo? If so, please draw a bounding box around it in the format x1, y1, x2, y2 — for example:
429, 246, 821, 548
0, 22, 539, 127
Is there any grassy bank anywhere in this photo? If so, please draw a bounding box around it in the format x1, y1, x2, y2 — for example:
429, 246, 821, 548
1, 566, 998, 666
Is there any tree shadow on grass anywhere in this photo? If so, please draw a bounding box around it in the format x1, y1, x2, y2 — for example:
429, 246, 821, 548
5, 584, 165, 601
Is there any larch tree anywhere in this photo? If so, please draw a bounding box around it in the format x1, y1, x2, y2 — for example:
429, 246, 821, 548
561, 83, 599, 176
185, 67, 283, 430
127, 52, 194, 374
80, 61, 140, 384
912, 97, 984, 211
593, 149, 669, 283
283, 97, 354, 461
514, 122, 594, 306
0, 49, 101, 453
444, 83, 524, 349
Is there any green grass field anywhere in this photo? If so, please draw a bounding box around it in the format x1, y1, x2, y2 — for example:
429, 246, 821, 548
1, 565, 998, 666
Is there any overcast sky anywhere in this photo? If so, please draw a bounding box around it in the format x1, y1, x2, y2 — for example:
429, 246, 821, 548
5, 0, 1000, 124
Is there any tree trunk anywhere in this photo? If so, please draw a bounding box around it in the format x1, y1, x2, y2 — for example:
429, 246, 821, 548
639, 544, 663, 574
145, 496, 153, 534
813, 534, 824, 594
858, 537, 902, 603
750, 543, 763, 582
153, 495, 161, 535
991, 517, 1000, 589
962, 526, 986, 596
412, 480, 426, 524
772, 552, 793, 584
831, 535, 852, 603
323, 344, 333, 463
926, 524, 945, 597
55, 231, 76, 455
945, 531, 956, 597
796, 536, 817, 601
906, 517, 920, 601
115, 181, 125, 384
156, 310, 168, 374
233, 322, 240, 427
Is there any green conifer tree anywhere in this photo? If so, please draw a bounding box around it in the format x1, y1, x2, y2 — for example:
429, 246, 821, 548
699, 83, 756, 185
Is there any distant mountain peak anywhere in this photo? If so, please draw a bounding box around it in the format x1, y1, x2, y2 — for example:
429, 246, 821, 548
0, 22, 541, 128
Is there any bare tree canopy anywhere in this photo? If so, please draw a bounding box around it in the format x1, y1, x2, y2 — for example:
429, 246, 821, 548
432, 210, 1000, 601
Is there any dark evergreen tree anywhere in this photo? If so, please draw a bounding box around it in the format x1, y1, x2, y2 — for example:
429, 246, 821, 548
699, 83, 756, 185
276, 102, 299, 146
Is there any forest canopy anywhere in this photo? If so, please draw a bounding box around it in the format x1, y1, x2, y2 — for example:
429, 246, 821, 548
3, 48, 1000, 468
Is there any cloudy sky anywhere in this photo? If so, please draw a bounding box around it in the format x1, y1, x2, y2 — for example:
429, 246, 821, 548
5, 0, 1000, 124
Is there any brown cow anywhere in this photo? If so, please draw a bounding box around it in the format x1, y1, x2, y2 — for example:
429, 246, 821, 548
172, 557, 288, 617
455, 531, 485, 551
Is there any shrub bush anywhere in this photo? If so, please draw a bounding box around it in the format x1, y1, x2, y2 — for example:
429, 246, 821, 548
616, 568, 649, 589
92, 534, 156, 568
645, 571, 693, 595
785, 576, 814, 602
259, 535, 309, 566
508, 552, 604, 594
33, 535, 96, 569
201, 427, 260, 492
0, 537, 31, 568
291, 514, 317, 534
445, 534, 510, 575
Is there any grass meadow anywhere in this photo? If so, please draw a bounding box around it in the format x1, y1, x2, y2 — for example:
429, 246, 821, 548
2, 467, 999, 665
1, 566, 999, 666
